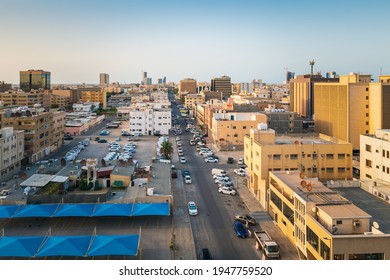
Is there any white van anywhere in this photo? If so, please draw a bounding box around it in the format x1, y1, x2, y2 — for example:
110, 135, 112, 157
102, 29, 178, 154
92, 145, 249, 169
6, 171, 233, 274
211, 168, 227, 177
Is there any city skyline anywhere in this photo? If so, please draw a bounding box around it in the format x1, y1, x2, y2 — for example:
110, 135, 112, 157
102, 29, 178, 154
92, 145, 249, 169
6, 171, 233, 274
1, 0, 390, 84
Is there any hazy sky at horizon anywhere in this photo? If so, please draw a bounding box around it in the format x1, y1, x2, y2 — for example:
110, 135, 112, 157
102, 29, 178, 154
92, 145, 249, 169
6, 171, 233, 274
1, 0, 390, 84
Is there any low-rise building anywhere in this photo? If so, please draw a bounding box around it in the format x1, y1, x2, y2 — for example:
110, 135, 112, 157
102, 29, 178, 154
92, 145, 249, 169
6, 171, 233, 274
184, 94, 204, 109
81, 90, 107, 108
211, 111, 268, 150
129, 104, 171, 136
268, 170, 390, 260
0, 90, 45, 107
244, 125, 353, 209
0, 127, 24, 181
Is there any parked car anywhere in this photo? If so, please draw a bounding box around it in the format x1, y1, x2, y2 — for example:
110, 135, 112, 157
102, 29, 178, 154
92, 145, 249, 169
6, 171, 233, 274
180, 157, 187, 164
182, 170, 190, 177
234, 169, 246, 176
98, 139, 107, 143
205, 157, 219, 163
64, 135, 74, 140
188, 201, 198, 216
234, 214, 257, 226
233, 220, 248, 238
218, 186, 236, 195
238, 158, 244, 165
227, 157, 234, 164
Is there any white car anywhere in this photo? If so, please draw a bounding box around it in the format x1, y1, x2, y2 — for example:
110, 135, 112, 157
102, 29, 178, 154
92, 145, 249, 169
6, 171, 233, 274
205, 157, 219, 163
215, 177, 232, 185
176, 136, 180, 141
238, 158, 244, 165
178, 151, 184, 156
234, 169, 246, 176
184, 175, 192, 184
188, 201, 198, 215
218, 187, 236, 196
180, 157, 187, 164
177, 147, 183, 153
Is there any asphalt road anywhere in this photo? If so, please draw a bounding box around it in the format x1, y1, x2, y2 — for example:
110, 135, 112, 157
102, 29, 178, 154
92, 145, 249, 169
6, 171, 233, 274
172, 102, 260, 260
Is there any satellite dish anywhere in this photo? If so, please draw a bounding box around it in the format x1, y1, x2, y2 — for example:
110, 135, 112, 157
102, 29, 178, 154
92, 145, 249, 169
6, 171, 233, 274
299, 172, 305, 179
373, 221, 380, 229
307, 183, 313, 191
300, 180, 307, 188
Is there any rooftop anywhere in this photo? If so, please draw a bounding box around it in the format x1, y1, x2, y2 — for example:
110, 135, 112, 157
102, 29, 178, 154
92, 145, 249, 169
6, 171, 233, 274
317, 204, 371, 219
20, 174, 55, 188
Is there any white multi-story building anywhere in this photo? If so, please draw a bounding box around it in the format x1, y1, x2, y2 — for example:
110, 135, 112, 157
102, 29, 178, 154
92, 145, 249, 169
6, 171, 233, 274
129, 103, 171, 136
0, 127, 24, 181
72, 103, 99, 113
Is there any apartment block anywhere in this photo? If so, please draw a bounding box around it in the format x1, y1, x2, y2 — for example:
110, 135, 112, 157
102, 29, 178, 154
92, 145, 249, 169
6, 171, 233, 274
0, 90, 45, 107
315, 73, 390, 149
268, 170, 390, 260
211, 112, 267, 150
0, 108, 65, 163
244, 126, 353, 209
184, 94, 205, 109
129, 104, 171, 135
0, 81, 12, 92
51, 89, 79, 103
81, 90, 107, 108
0, 127, 24, 181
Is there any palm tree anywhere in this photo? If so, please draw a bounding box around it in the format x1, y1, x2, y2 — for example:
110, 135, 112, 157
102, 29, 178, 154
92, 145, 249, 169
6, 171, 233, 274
160, 140, 173, 159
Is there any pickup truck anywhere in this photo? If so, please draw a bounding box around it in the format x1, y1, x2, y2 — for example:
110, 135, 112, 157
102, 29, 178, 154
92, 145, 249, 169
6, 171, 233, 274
254, 230, 280, 259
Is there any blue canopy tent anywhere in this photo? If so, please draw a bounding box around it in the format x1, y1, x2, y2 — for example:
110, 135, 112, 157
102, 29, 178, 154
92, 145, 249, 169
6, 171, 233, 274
54, 204, 95, 217
0, 205, 20, 218
36, 235, 92, 257
0, 236, 44, 257
131, 203, 170, 216
13, 204, 58, 218
93, 203, 132, 217
87, 234, 139, 256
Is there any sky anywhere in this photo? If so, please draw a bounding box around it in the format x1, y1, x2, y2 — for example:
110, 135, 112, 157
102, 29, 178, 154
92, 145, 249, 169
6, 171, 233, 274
1, 0, 390, 84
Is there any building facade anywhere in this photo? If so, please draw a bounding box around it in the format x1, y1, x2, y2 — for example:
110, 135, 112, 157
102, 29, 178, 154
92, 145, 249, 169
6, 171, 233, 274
129, 104, 171, 136
0, 127, 24, 181
314, 73, 390, 149
20, 70, 51, 92
184, 94, 205, 109
0, 81, 12, 92
0, 90, 45, 107
211, 75, 231, 95
81, 90, 107, 108
211, 112, 267, 150
99, 73, 109, 86
0, 108, 65, 163
244, 126, 353, 209
178, 78, 197, 98
289, 74, 339, 118
268, 170, 390, 260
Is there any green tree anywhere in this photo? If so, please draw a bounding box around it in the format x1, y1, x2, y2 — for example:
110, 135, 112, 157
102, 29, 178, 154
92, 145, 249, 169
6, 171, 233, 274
159, 141, 173, 159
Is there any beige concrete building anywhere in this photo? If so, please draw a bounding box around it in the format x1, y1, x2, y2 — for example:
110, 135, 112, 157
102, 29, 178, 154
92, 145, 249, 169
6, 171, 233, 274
50, 89, 78, 103
314, 73, 390, 149
268, 170, 390, 260
184, 94, 204, 109
211, 112, 267, 150
0, 90, 45, 107
0, 107, 65, 163
0, 127, 24, 181
81, 90, 107, 108
178, 78, 197, 98
289, 74, 339, 118
211, 75, 231, 95
244, 126, 353, 209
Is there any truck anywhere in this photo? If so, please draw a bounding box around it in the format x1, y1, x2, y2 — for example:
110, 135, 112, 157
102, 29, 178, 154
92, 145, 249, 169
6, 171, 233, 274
254, 230, 280, 259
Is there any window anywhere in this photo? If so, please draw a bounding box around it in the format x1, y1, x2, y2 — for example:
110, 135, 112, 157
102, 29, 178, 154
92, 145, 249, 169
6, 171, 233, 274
366, 159, 372, 168
273, 154, 281, 160
366, 174, 372, 179
232, 126, 236, 129
338, 153, 345, 159
336, 220, 343, 225
270, 190, 282, 211
290, 154, 298, 160
320, 240, 330, 260
326, 168, 334, 173
313, 153, 318, 160
365, 144, 372, 152
313, 167, 317, 173
326, 154, 334, 159
307, 227, 319, 251
243, 126, 246, 129
338, 167, 345, 172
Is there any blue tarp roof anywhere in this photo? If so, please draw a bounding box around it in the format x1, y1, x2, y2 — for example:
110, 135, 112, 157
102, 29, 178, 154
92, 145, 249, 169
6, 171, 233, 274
93, 203, 132, 217
36, 235, 92, 257
0, 205, 20, 218
132, 202, 170, 216
88, 235, 139, 256
0, 202, 170, 219
54, 204, 95, 217
0, 234, 139, 258
13, 204, 58, 218
0, 236, 45, 257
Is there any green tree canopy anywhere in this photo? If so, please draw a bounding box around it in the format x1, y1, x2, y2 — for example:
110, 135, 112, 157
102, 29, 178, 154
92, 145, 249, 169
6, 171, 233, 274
159, 140, 173, 159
